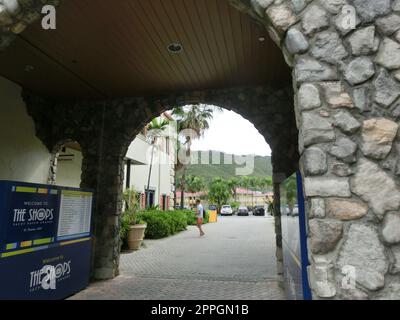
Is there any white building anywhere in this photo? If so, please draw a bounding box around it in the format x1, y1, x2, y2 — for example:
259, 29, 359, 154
123, 113, 176, 210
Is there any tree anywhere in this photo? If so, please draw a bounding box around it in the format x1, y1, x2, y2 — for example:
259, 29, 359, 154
185, 175, 206, 193
248, 176, 260, 207
208, 178, 231, 212
239, 176, 251, 207
146, 117, 169, 208
259, 176, 273, 192
172, 104, 220, 209
227, 177, 240, 201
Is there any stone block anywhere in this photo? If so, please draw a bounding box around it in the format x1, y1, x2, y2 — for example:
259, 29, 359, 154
285, 28, 309, 54
303, 147, 327, 176
309, 219, 343, 254
326, 198, 368, 221
301, 112, 335, 146
311, 31, 348, 64
344, 57, 375, 85
309, 262, 336, 298
382, 213, 400, 244
374, 69, 400, 107
310, 198, 326, 218
376, 14, 400, 36
361, 118, 398, 160
350, 0, 391, 23
351, 159, 400, 217
295, 57, 338, 83
376, 38, 400, 70
304, 177, 351, 197
338, 224, 388, 291
331, 161, 354, 177
329, 137, 357, 163
321, 82, 354, 109
333, 110, 361, 134
298, 83, 321, 110
346, 26, 378, 56
302, 5, 329, 35
266, 3, 297, 33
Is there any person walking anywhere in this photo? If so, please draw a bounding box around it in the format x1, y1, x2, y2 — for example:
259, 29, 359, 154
195, 199, 205, 237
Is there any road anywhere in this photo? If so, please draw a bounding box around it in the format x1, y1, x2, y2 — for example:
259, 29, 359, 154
70, 215, 285, 300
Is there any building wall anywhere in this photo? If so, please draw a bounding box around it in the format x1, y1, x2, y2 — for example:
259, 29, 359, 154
124, 123, 176, 210
0, 76, 50, 184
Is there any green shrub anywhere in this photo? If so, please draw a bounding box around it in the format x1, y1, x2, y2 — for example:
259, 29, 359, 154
184, 209, 210, 225
184, 210, 197, 226
136, 211, 171, 239
136, 209, 192, 239
123, 208, 211, 241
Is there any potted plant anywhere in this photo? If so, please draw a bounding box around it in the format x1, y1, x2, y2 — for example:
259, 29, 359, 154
127, 219, 147, 251
122, 189, 147, 251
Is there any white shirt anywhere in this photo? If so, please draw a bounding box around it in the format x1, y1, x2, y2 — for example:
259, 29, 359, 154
196, 204, 204, 218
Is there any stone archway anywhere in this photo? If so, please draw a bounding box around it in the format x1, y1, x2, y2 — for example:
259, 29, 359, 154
2, 0, 400, 299
23, 84, 298, 281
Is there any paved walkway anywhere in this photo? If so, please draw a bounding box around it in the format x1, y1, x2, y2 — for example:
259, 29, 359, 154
71, 216, 285, 300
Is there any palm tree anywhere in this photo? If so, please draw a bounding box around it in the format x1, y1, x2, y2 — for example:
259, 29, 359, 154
146, 117, 169, 208
239, 176, 251, 207
172, 104, 220, 209
227, 177, 240, 201
185, 175, 206, 193
248, 176, 260, 208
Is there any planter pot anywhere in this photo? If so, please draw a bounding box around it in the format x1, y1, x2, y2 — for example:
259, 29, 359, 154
127, 224, 147, 250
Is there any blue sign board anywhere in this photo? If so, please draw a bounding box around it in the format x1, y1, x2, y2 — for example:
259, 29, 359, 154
0, 181, 94, 300
280, 172, 312, 300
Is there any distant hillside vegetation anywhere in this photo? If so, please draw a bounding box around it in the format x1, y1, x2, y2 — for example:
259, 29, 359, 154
186, 151, 272, 181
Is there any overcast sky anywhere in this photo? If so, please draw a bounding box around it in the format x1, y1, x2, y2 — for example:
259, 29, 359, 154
190, 107, 272, 157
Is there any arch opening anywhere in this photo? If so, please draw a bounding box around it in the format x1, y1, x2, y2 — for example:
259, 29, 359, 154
48, 140, 83, 188
112, 103, 294, 299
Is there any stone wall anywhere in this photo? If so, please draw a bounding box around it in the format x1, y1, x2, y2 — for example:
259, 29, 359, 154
0, 0, 61, 50
23, 85, 298, 281
230, 0, 400, 299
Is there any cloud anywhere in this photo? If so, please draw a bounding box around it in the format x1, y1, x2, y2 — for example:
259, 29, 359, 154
191, 108, 271, 156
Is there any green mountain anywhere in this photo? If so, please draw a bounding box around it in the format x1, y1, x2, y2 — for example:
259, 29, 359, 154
185, 151, 272, 181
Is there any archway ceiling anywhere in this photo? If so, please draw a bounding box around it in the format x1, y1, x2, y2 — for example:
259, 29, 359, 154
0, 0, 291, 99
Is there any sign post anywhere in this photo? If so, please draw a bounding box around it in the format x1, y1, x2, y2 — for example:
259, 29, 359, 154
0, 181, 94, 300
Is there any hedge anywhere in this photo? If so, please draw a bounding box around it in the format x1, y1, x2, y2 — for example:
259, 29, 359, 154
120, 209, 210, 243
137, 209, 210, 239
136, 209, 190, 239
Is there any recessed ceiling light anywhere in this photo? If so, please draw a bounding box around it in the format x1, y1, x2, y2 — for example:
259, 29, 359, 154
167, 43, 183, 53
258, 36, 266, 42
25, 65, 35, 72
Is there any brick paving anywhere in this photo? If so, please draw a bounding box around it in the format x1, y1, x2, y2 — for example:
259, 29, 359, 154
70, 216, 285, 300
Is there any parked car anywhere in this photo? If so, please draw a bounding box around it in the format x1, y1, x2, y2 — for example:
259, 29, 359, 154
283, 204, 299, 216
220, 205, 233, 216
237, 206, 249, 216
253, 205, 266, 216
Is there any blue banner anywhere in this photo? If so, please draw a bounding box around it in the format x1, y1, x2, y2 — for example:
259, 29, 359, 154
0, 181, 94, 300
